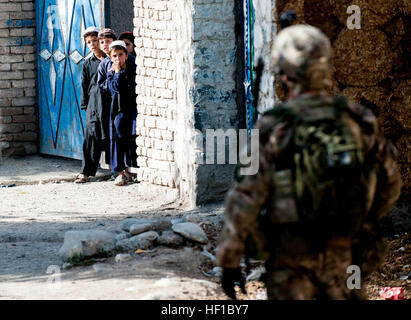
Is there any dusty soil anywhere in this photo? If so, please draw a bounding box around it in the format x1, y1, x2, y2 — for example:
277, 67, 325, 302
0, 177, 409, 300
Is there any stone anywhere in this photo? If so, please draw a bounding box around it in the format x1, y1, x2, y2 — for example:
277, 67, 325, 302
59, 230, 116, 262
157, 230, 184, 246
212, 266, 223, 277
171, 218, 186, 225
115, 233, 129, 242
129, 223, 151, 235
135, 231, 159, 242
115, 253, 133, 263
121, 217, 171, 232
128, 237, 152, 250
121, 218, 153, 232
172, 222, 208, 244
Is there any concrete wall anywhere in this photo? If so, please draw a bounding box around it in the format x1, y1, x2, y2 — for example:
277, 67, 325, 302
108, 0, 134, 35
253, 0, 279, 112
0, 0, 38, 158
190, 0, 238, 204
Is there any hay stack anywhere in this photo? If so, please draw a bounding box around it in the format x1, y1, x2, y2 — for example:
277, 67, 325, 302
396, 135, 411, 164
398, 0, 411, 15
329, 0, 396, 29
342, 87, 390, 111
281, 0, 306, 26
384, 17, 406, 49
391, 80, 411, 132
303, 0, 338, 41
333, 29, 393, 87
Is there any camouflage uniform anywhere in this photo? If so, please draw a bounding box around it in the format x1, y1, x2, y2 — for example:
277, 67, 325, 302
216, 25, 402, 300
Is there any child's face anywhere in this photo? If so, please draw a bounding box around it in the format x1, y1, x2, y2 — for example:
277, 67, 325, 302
85, 35, 99, 53
122, 39, 134, 55
99, 37, 114, 55
110, 48, 128, 68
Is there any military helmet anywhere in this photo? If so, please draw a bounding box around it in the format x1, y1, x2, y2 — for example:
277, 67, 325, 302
271, 25, 332, 90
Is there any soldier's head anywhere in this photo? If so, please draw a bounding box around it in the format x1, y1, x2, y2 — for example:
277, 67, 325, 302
271, 25, 332, 96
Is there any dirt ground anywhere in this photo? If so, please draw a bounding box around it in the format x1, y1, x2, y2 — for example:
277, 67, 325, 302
0, 157, 409, 300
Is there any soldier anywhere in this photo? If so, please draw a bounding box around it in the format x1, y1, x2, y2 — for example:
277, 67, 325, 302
216, 25, 402, 300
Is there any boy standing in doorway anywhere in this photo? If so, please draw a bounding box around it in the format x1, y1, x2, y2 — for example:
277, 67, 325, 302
98, 31, 137, 185
75, 27, 108, 183
99, 40, 137, 186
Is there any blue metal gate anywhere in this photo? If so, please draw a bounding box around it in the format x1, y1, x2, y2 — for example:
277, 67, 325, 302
243, 0, 255, 133
36, 0, 104, 159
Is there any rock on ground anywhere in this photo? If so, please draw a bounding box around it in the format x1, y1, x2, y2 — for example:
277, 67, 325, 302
157, 230, 184, 246
172, 222, 208, 244
59, 230, 116, 262
129, 223, 151, 236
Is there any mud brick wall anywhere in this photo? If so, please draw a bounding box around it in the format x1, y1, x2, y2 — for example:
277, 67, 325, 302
275, 1, 411, 199
133, 0, 238, 206
0, 0, 37, 158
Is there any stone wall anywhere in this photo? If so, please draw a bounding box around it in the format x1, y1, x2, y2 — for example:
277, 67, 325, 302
0, 0, 37, 158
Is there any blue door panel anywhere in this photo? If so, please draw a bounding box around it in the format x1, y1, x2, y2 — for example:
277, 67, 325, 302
36, 0, 104, 159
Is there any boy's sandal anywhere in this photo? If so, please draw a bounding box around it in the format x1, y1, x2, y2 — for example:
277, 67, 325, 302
74, 174, 89, 183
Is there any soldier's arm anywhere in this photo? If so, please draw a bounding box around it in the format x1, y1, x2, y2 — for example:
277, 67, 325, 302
216, 117, 278, 269
368, 137, 402, 222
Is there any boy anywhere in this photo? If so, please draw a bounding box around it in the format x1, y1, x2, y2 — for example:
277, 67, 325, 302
118, 31, 136, 56
98, 40, 137, 186
75, 26, 108, 183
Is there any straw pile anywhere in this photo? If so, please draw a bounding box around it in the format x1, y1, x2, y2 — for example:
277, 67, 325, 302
281, 0, 306, 25
274, 1, 411, 194
398, 0, 411, 15
392, 80, 411, 132
333, 29, 393, 87
303, 0, 338, 41
329, 0, 396, 29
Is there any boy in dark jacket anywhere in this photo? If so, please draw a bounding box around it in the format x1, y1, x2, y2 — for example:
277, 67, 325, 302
75, 27, 108, 183
98, 40, 137, 186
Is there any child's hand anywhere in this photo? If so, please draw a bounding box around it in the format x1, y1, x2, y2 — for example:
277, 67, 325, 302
110, 61, 121, 73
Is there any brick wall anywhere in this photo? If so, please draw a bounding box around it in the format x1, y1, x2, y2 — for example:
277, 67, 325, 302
0, 0, 37, 157
133, 0, 179, 195
133, 0, 239, 206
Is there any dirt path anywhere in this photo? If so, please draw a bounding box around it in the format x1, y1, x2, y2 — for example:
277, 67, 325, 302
0, 174, 408, 300
0, 180, 230, 300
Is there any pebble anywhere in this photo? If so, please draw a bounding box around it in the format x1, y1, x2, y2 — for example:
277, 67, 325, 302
115, 253, 133, 263
212, 267, 223, 277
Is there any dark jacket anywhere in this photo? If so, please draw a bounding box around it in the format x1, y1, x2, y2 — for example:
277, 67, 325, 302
80, 53, 109, 140
97, 55, 137, 134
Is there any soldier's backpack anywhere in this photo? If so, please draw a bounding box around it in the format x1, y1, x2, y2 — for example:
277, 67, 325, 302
264, 96, 372, 241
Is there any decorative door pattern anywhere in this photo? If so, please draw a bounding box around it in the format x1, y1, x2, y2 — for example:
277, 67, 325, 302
36, 0, 103, 159
243, 0, 255, 133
